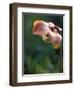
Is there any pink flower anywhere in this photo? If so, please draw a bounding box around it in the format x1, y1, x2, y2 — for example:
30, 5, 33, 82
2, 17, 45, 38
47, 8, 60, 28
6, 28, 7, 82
32, 20, 62, 49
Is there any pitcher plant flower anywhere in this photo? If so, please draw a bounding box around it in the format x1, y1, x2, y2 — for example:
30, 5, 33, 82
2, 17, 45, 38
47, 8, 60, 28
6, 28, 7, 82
32, 20, 62, 49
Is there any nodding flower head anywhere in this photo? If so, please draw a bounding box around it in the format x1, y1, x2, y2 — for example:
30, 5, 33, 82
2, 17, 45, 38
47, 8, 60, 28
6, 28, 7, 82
32, 20, 62, 49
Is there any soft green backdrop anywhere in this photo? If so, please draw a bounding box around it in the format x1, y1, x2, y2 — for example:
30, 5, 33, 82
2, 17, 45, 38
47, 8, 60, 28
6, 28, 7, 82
22, 13, 63, 74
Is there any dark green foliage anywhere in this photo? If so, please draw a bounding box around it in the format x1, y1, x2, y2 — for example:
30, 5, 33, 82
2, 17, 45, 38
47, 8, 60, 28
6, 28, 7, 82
22, 13, 63, 74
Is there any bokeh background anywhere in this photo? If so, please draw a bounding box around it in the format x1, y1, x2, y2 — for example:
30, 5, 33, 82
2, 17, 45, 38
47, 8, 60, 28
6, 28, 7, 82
22, 13, 63, 74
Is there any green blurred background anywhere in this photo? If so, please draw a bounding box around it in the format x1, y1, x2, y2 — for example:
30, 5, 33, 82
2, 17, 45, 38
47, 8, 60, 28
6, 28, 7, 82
22, 13, 63, 74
